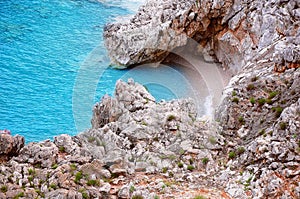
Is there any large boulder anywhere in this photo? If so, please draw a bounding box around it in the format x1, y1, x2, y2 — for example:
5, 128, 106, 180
104, 0, 196, 66
0, 134, 24, 161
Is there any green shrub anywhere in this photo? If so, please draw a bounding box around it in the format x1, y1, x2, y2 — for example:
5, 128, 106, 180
87, 179, 100, 186
250, 97, 255, 104
78, 188, 88, 199
132, 195, 144, 199
88, 136, 96, 143
259, 129, 266, 136
266, 98, 273, 105
162, 167, 168, 173
52, 163, 58, 169
70, 163, 77, 171
179, 149, 185, 155
82, 192, 88, 199
0, 186, 7, 193
246, 84, 255, 91
13, 192, 24, 199
228, 151, 236, 159
27, 176, 34, 182
268, 91, 278, 99
238, 116, 245, 125
167, 115, 176, 121
202, 157, 209, 165
236, 147, 245, 155
232, 97, 239, 103
272, 106, 283, 117
129, 185, 135, 193
257, 98, 266, 106
280, 100, 287, 104
177, 162, 184, 168
193, 196, 207, 199
232, 91, 237, 96
59, 146, 65, 153
35, 189, 44, 197
154, 195, 160, 199
187, 165, 195, 171
49, 183, 57, 190
74, 171, 83, 184
279, 122, 287, 130
28, 168, 35, 175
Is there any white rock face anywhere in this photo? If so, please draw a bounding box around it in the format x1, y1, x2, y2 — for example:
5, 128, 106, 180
104, 0, 299, 73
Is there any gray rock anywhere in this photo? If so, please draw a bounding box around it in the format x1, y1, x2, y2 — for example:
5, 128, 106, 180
118, 185, 130, 199
99, 182, 111, 193
14, 140, 58, 168
81, 159, 111, 179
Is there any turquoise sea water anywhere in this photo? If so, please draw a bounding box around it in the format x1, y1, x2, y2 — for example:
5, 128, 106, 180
0, 0, 191, 143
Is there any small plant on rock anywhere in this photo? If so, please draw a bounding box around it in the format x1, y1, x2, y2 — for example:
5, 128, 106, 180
132, 195, 144, 199
266, 98, 273, 105
0, 185, 7, 193
228, 151, 236, 159
232, 91, 237, 96
129, 185, 135, 193
87, 179, 100, 186
259, 129, 266, 136
236, 147, 245, 155
279, 122, 287, 130
87, 136, 96, 143
74, 171, 83, 184
232, 97, 239, 103
238, 116, 245, 125
250, 97, 255, 104
79, 188, 88, 199
268, 91, 278, 99
187, 165, 195, 171
162, 167, 168, 173
28, 168, 35, 175
70, 163, 77, 171
13, 192, 24, 199
35, 189, 45, 197
49, 183, 57, 190
177, 162, 184, 168
193, 195, 207, 199
51, 163, 58, 169
257, 98, 266, 106
27, 176, 34, 182
272, 106, 283, 117
59, 146, 65, 153
246, 84, 255, 91
202, 157, 209, 165
167, 115, 176, 121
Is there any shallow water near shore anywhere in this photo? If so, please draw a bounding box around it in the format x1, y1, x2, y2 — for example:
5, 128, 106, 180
1, 0, 210, 143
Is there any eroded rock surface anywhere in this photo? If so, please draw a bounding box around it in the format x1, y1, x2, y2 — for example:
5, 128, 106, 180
0, 0, 299, 198
105, 0, 299, 73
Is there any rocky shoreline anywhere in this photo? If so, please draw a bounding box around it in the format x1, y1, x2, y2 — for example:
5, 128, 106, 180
1, 0, 300, 198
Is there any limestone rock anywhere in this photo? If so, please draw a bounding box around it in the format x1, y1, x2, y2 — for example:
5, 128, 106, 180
14, 140, 58, 168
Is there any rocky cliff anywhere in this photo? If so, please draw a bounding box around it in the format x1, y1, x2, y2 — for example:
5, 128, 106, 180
0, 0, 299, 198
104, 0, 299, 72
